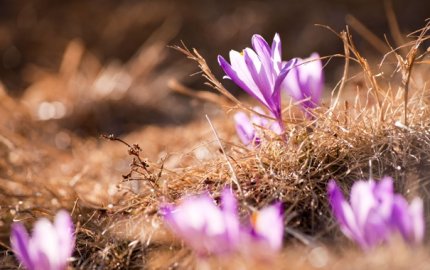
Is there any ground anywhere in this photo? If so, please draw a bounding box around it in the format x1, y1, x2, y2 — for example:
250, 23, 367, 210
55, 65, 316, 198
0, 1, 430, 269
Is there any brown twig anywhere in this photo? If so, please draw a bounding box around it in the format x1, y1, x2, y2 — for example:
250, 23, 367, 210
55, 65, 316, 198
332, 31, 351, 109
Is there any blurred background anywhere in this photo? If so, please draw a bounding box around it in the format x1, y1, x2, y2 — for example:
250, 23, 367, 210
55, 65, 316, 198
0, 0, 428, 135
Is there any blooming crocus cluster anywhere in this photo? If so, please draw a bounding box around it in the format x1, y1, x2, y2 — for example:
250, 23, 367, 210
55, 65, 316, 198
10, 210, 75, 270
234, 107, 282, 146
161, 189, 283, 256
328, 177, 425, 250
218, 34, 297, 127
219, 34, 324, 129
283, 53, 323, 111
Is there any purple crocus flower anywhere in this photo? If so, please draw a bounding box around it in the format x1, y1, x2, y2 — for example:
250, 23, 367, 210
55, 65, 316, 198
282, 53, 323, 110
250, 202, 284, 251
234, 107, 282, 146
10, 210, 75, 270
328, 177, 425, 250
161, 189, 240, 255
218, 34, 297, 126
162, 189, 285, 255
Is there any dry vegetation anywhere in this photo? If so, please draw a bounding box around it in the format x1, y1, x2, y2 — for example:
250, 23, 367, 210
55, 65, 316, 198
1, 1, 430, 269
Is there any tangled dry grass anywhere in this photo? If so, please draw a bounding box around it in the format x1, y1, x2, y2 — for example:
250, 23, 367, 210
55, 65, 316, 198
1, 12, 430, 269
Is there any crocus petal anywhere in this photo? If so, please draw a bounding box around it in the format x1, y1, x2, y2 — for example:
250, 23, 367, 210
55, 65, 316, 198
234, 107, 283, 146
162, 193, 235, 255
271, 33, 282, 73
327, 180, 363, 246
349, 180, 377, 229
11, 211, 75, 270
251, 203, 284, 251
228, 50, 269, 106
173, 195, 226, 236
408, 198, 425, 244
391, 195, 412, 242
243, 48, 273, 99
282, 53, 324, 110
32, 218, 62, 270
251, 34, 274, 81
373, 177, 394, 219
282, 61, 303, 102
250, 107, 281, 135
221, 189, 237, 215
218, 55, 269, 109
54, 210, 75, 262
294, 53, 323, 108
393, 196, 425, 244
361, 208, 390, 248
274, 59, 297, 94
302, 53, 323, 106
221, 189, 240, 245
272, 58, 297, 118
250, 106, 269, 127
234, 112, 256, 145
270, 122, 282, 135
11, 223, 34, 270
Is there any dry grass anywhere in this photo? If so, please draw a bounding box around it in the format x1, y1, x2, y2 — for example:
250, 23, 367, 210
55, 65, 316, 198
1, 17, 430, 269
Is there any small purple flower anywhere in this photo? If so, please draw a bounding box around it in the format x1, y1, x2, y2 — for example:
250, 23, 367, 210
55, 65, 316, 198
161, 189, 284, 255
328, 177, 425, 250
234, 107, 282, 146
218, 34, 297, 126
10, 210, 75, 270
282, 53, 323, 110
250, 203, 284, 251
328, 178, 393, 249
161, 189, 240, 255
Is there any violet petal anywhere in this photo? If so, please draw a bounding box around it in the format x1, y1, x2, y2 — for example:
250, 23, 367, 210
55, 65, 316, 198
218, 54, 269, 108
251, 34, 274, 79
409, 198, 425, 244
243, 48, 273, 99
251, 202, 284, 251
10, 223, 34, 270
327, 180, 364, 247
234, 112, 256, 145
